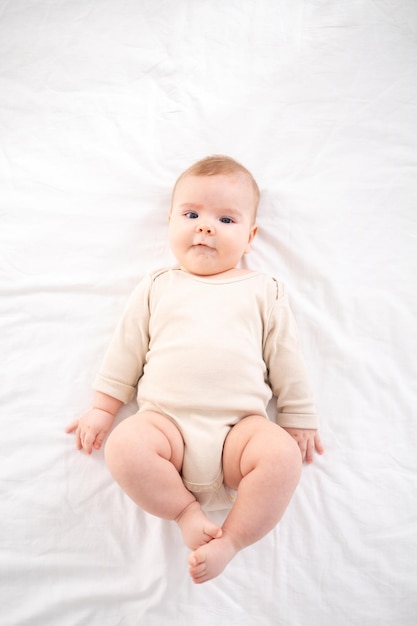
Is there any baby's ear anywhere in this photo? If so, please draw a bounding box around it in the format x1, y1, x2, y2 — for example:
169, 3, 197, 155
244, 224, 258, 253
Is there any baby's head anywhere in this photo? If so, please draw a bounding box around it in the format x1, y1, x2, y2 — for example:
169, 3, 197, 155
171, 155, 260, 222
169, 156, 260, 277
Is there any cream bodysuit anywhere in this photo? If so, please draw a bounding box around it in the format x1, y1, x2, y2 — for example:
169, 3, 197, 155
94, 268, 318, 510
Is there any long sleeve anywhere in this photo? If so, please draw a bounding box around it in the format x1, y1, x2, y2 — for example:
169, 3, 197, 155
93, 274, 152, 404
263, 280, 319, 429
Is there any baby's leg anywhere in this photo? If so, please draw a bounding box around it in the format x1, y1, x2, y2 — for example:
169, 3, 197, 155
104, 411, 221, 550
188, 416, 302, 583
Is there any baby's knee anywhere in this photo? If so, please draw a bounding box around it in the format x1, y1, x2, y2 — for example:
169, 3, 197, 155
262, 424, 302, 473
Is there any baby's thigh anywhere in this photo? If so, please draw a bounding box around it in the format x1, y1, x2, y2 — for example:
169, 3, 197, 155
222, 416, 298, 489
105, 410, 185, 472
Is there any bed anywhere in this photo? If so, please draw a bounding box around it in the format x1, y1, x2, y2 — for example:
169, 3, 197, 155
1, 1, 416, 624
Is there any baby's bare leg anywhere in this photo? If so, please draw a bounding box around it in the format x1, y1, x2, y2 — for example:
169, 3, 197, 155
104, 411, 221, 549
188, 416, 302, 583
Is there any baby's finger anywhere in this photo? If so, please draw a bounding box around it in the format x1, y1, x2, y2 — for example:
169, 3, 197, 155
93, 430, 107, 450
297, 441, 307, 462
315, 432, 325, 455
83, 430, 96, 455
65, 419, 79, 434
75, 427, 83, 450
305, 438, 315, 464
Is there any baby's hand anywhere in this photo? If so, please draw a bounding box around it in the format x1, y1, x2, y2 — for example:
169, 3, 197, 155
283, 428, 324, 464
66, 409, 115, 455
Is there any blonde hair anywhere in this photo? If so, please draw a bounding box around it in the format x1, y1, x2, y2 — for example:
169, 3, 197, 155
172, 155, 260, 213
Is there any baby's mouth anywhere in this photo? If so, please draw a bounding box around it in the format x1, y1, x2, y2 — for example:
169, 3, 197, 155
193, 240, 213, 248
191, 243, 215, 254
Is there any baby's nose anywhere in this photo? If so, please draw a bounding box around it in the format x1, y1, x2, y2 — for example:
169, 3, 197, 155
196, 223, 215, 235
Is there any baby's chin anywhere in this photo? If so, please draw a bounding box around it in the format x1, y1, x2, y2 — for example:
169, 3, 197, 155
179, 256, 223, 277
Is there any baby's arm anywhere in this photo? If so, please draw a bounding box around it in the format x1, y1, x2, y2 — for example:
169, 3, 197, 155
283, 428, 324, 464
66, 391, 123, 455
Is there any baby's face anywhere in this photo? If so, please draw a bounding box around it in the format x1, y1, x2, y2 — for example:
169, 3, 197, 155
169, 174, 258, 277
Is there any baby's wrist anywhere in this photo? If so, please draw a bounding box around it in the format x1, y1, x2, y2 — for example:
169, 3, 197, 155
92, 406, 116, 417
91, 391, 122, 417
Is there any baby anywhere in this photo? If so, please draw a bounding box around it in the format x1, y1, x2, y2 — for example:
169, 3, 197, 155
67, 155, 324, 584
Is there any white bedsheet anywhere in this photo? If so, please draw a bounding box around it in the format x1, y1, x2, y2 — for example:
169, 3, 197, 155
1, 1, 416, 624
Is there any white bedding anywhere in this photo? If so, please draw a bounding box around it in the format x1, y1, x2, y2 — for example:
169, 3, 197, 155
1, 1, 416, 624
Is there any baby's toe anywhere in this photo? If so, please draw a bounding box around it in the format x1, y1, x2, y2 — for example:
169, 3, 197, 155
204, 524, 222, 541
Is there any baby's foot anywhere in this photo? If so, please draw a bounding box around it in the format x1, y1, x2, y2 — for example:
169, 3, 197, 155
175, 501, 222, 550
187, 534, 239, 584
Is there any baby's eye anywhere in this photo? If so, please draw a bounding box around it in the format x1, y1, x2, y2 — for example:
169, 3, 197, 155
185, 211, 199, 219
219, 217, 234, 224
